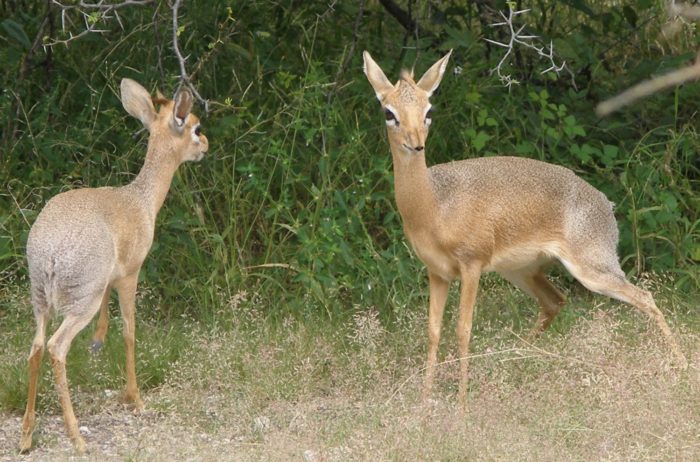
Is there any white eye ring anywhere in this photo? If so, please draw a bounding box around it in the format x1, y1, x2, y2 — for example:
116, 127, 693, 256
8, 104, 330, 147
191, 124, 201, 143
424, 106, 433, 126
384, 104, 399, 127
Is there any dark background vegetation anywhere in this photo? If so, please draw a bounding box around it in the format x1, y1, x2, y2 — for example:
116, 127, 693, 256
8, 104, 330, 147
1, 0, 698, 324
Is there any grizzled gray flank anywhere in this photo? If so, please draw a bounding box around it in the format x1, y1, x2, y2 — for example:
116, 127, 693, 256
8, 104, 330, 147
20, 78, 209, 454
362, 49, 687, 407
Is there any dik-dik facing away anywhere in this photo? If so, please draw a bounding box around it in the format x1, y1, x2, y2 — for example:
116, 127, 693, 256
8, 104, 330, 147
362, 50, 687, 405
20, 78, 208, 453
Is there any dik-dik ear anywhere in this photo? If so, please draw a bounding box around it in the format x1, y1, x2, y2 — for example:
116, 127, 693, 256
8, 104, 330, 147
173, 87, 193, 128
363, 51, 394, 102
120, 78, 157, 129
416, 50, 453, 97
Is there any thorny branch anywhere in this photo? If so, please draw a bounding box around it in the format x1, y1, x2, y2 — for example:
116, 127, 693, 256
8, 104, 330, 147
485, 5, 575, 89
48, 0, 153, 47
172, 0, 208, 112
596, 0, 700, 116
47, 0, 208, 112
53, 0, 153, 10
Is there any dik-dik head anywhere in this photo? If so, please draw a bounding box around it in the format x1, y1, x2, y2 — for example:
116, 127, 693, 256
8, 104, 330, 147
120, 78, 209, 162
363, 50, 452, 155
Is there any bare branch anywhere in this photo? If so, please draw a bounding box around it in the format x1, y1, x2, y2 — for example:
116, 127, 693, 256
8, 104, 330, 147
52, 0, 153, 10
596, 1, 700, 116
668, 0, 700, 20
47, 0, 153, 47
596, 60, 700, 116
378, 0, 429, 38
485, 4, 575, 89
327, 0, 366, 104
171, 0, 208, 113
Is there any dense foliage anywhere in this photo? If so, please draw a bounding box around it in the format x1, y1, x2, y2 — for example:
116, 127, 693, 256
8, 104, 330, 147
1, 0, 698, 321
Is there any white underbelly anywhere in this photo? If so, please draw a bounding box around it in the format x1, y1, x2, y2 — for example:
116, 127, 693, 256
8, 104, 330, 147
484, 242, 559, 273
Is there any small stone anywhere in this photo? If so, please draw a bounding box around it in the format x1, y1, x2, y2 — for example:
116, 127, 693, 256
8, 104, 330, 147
303, 449, 318, 462
79, 425, 91, 436
253, 416, 270, 433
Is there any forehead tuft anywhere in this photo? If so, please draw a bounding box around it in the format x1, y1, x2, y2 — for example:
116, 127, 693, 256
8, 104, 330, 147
386, 79, 424, 106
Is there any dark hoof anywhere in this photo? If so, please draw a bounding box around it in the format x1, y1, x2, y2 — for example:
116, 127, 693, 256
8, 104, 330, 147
90, 341, 104, 354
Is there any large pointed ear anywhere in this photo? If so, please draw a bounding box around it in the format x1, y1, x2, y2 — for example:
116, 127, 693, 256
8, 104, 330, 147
120, 78, 157, 129
416, 50, 453, 97
363, 51, 394, 101
173, 87, 193, 128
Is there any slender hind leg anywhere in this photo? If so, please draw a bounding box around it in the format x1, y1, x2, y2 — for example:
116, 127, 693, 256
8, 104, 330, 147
563, 258, 687, 368
91, 286, 111, 353
502, 267, 566, 336
530, 272, 566, 333
115, 273, 143, 411
46, 302, 100, 454
19, 310, 49, 453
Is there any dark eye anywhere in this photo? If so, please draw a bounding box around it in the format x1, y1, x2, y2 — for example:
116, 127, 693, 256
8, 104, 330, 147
384, 108, 398, 125
194, 125, 202, 136
426, 108, 434, 120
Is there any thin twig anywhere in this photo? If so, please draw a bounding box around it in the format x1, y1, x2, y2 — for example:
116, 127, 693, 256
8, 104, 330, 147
383, 328, 616, 407
668, 0, 700, 20
172, 0, 208, 112
595, 59, 700, 116
47, 0, 153, 47
52, 0, 153, 10
486, 4, 575, 89
241, 263, 300, 272
596, 1, 700, 116
383, 347, 522, 406
327, 0, 365, 104
506, 328, 612, 370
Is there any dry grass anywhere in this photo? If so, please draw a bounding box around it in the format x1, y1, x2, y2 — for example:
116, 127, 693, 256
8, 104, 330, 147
1, 284, 699, 461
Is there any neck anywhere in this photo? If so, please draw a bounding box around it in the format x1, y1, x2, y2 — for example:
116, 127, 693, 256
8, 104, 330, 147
388, 138, 438, 229
129, 136, 181, 221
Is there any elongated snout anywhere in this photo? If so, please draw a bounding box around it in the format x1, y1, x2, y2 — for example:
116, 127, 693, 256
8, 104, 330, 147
405, 128, 427, 153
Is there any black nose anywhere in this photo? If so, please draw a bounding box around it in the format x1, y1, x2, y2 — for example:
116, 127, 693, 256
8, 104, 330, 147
414, 145, 424, 151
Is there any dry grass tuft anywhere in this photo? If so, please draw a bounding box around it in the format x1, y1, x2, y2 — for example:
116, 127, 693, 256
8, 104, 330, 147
1, 283, 699, 460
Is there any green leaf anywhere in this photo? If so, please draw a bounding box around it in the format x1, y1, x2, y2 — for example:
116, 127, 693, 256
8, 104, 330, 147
515, 142, 535, 155
690, 245, 700, 261
540, 108, 555, 120
600, 144, 617, 166
1, 19, 30, 49
465, 128, 491, 152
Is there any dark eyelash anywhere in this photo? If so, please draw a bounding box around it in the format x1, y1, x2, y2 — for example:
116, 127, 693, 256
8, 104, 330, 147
384, 108, 399, 126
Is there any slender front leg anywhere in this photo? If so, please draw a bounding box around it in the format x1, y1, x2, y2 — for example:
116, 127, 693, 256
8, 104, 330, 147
423, 272, 449, 402
116, 273, 144, 411
91, 286, 111, 353
456, 263, 481, 408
